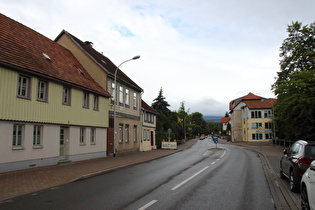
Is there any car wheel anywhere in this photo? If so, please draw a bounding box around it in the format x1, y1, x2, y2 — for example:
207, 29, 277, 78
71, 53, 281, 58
301, 186, 310, 210
289, 170, 299, 192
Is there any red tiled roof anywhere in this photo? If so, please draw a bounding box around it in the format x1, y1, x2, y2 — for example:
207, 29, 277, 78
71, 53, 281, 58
0, 13, 110, 97
220, 117, 230, 123
230, 92, 264, 110
244, 98, 276, 109
55, 30, 143, 92
229, 92, 276, 110
141, 100, 158, 114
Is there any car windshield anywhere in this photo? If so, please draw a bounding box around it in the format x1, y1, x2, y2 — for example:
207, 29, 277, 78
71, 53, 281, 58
305, 145, 315, 158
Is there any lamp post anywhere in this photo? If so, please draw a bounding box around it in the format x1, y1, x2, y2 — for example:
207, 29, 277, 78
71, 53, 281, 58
113, 55, 140, 157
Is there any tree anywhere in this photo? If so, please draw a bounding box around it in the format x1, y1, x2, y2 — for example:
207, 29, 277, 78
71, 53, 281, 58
190, 112, 207, 136
272, 21, 315, 141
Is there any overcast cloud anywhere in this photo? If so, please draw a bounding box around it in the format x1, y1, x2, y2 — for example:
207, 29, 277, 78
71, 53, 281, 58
1, 0, 315, 116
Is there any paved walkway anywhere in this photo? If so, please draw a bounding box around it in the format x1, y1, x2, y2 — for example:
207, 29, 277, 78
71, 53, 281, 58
0, 138, 285, 202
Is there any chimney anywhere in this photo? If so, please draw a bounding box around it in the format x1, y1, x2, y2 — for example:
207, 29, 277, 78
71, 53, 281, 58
84, 41, 93, 47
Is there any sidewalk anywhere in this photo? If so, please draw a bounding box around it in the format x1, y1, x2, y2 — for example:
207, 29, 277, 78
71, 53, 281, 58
0, 138, 285, 202
0, 139, 198, 202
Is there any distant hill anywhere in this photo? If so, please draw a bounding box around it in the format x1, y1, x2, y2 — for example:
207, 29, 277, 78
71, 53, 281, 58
203, 116, 223, 123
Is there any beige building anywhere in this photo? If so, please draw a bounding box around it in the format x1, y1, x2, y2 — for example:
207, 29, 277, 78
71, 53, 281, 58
229, 93, 276, 142
141, 100, 158, 151
0, 14, 111, 172
55, 30, 145, 155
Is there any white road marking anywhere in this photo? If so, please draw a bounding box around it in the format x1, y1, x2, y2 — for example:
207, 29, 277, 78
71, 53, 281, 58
203, 151, 209, 156
220, 150, 226, 158
138, 200, 158, 210
171, 166, 209, 191
211, 162, 216, 164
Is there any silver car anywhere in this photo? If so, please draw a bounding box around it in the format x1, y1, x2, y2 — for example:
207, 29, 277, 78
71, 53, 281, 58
301, 160, 315, 210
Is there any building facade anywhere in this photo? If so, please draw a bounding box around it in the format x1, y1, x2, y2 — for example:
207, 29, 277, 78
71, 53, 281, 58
141, 100, 158, 151
229, 93, 276, 142
0, 14, 111, 172
55, 30, 144, 155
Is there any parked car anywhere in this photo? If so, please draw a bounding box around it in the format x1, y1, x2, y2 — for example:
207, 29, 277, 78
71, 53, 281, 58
280, 140, 315, 192
301, 160, 315, 210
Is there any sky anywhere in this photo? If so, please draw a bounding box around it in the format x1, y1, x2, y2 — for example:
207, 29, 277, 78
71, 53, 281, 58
1, 0, 315, 116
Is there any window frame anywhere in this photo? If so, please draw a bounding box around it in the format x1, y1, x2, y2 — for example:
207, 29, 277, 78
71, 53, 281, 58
37, 80, 48, 102
80, 127, 86, 145
12, 124, 24, 149
133, 92, 137, 110
33, 125, 43, 148
83, 92, 89, 109
62, 86, 71, 105
111, 82, 115, 104
125, 124, 129, 142
17, 75, 31, 99
119, 85, 124, 105
252, 133, 263, 140
93, 95, 99, 111
119, 124, 123, 143
133, 125, 137, 142
90, 128, 96, 145
125, 88, 130, 107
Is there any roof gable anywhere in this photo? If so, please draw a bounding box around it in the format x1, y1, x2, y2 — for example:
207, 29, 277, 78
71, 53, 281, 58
55, 30, 143, 92
220, 117, 231, 123
230, 92, 270, 110
0, 14, 110, 97
141, 100, 158, 114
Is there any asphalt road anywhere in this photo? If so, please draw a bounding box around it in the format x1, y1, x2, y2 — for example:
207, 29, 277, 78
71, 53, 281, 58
0, 139, 274, 210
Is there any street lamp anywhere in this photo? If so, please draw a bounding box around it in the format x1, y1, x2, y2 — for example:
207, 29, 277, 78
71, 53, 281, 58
113, 55, 140, 157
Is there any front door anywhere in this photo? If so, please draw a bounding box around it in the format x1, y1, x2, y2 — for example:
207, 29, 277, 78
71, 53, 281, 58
59, 127, 68, 160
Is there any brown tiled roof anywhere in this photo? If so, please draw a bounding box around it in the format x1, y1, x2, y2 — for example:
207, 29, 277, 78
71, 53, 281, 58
55, 30, 143, 92
230, 92, 264, 110
0, 13, 110, 97
244, 98, 276, 109
220, 117, 231, 123
229, 92, 276, 110
141, 100, 158, 114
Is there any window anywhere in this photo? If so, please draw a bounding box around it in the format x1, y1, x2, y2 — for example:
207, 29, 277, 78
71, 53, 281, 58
90, 128, 95, 144
133, 125, 137, 142
119, 86, 123, 105
147, 130, 151, 141
251, 111, 262, 118
125, 89, 130, 107
111, 82, 115, 103
12, 124, 23, 148
37, 80, 48, 101
93, 95, 99, 111
143, 129, 147, 141
265, 133, 273, 140
83, 92, 89, 108
33, 125, 42, 148
80, 127, 85, 145
133, 93, 137, 109
119, 124, 123, 143
125, 124, 129, 142
265, 122, 272, 129
17, 75, 31, 99
252, 133, 263, 140
62, 87, 71, 105
264, 110, 272, 118
251, 123, 262, 129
